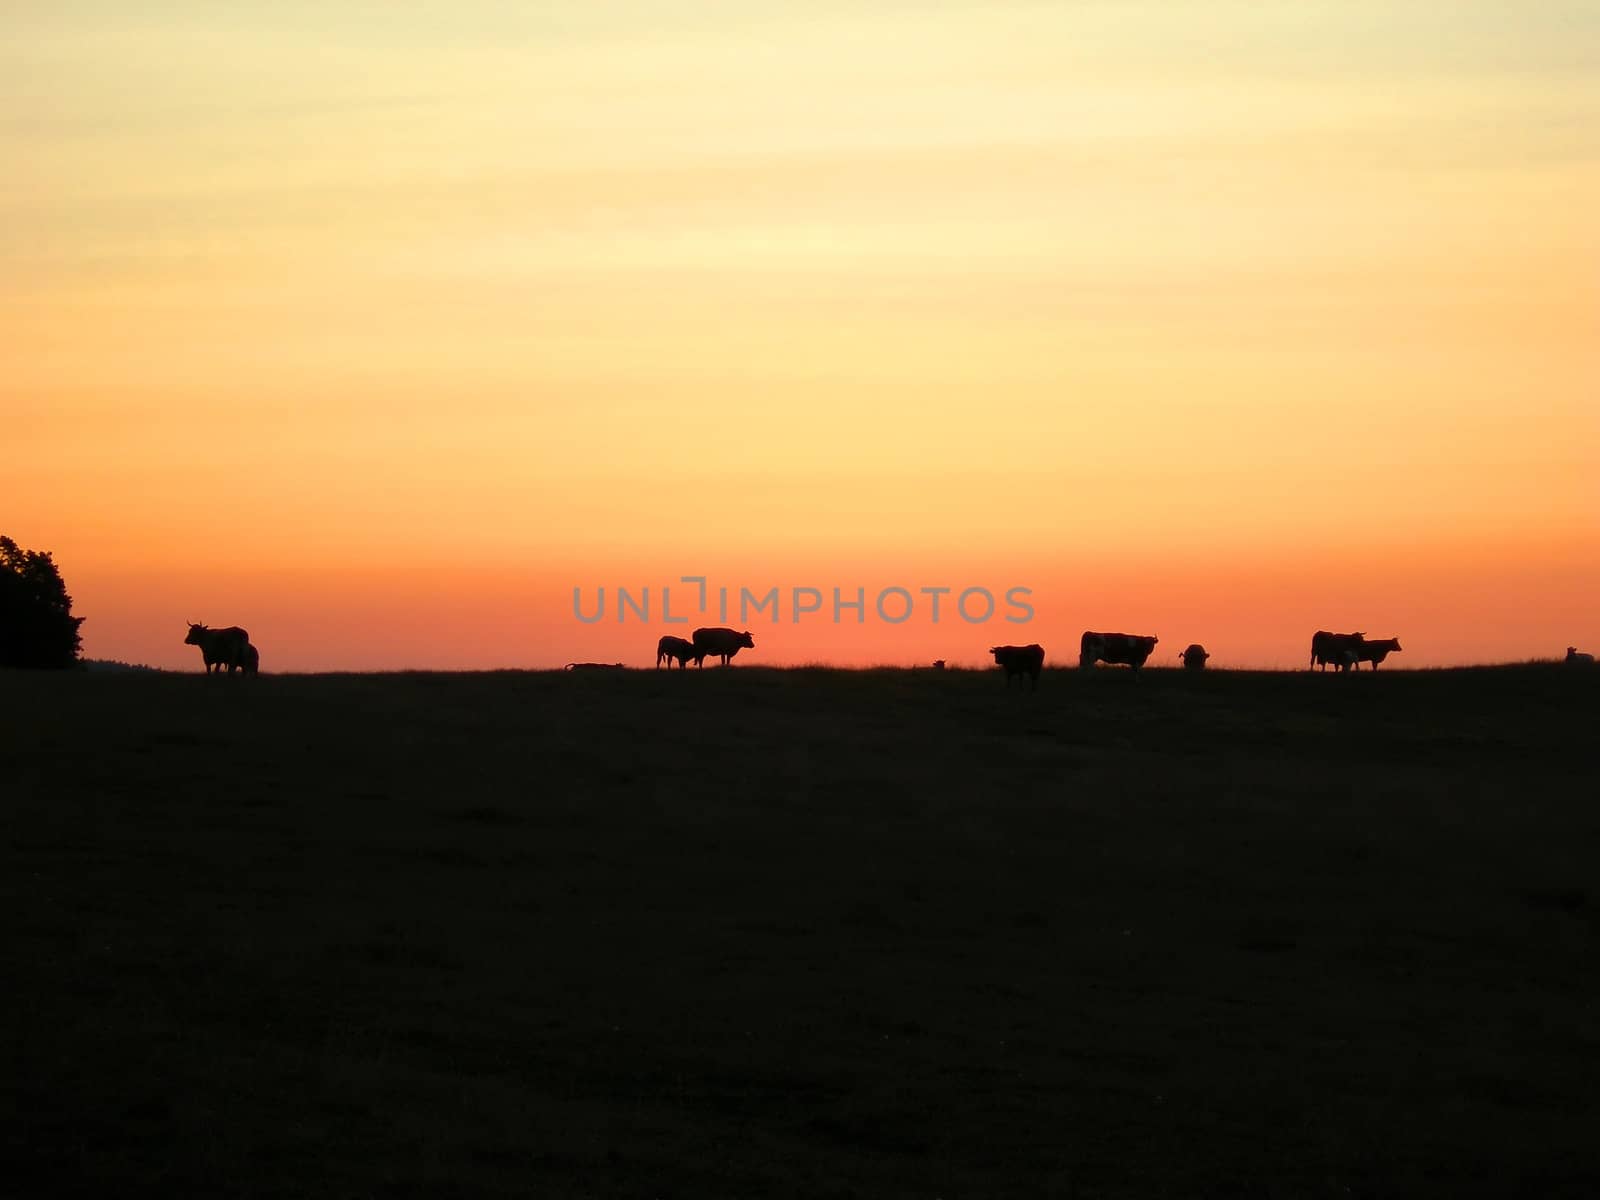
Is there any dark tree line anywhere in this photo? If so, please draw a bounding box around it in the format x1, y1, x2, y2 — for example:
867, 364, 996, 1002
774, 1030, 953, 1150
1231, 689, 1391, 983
0, 536, 84, 668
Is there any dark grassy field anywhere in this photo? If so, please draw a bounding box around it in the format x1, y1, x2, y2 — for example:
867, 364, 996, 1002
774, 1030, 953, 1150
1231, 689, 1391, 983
5, 665, 1598, 1197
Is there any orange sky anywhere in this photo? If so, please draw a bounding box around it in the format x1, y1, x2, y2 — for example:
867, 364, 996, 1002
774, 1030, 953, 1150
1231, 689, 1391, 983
5, 2, 1597, 670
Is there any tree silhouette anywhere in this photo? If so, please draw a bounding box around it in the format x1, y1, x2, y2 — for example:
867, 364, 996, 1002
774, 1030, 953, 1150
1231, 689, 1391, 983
0, 536, 85, 668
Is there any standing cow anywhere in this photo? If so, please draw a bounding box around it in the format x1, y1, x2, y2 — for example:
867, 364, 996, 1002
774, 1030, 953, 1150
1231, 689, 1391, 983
1349, 637, 1402, 670
990, 644, 1044, 689
1310, 631, 1365, 673
691, 627, 755, 667
184, 622, 252, 674
1080, 632, 1158, 671
656, 635, 696, 669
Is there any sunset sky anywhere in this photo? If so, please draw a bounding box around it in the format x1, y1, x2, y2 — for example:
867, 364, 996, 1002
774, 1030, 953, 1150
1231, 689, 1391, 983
6, 1, 1597, 670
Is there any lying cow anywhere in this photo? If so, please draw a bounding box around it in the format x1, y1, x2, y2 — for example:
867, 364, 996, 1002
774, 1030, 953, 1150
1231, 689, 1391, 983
1567, 646, 1595, 666
692, 627, 755, 667
1310, 630, 1364, 673
1080, 632, 1157, 672
1180, 644, 1209, 671
1349, 637, 1402, 670
990, 644, 1044, 689
656, 635, 696, 669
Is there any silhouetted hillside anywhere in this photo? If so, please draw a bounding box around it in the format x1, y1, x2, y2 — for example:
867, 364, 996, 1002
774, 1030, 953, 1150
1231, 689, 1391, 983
4, 666, 1595, 1197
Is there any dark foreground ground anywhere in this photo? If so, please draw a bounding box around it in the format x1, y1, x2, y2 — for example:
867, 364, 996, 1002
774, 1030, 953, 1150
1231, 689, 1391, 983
4, 665, 1597, 1197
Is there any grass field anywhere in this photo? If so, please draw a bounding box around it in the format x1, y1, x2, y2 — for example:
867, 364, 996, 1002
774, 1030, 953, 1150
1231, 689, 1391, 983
5, 665, 1598, 1197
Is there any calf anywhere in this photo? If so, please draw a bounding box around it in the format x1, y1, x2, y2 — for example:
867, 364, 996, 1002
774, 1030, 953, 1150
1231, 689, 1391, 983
656, 635, 696, 669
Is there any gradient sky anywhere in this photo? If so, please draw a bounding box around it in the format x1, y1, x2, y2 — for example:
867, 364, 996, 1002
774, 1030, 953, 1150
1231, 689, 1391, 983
6, 1, 1597, 670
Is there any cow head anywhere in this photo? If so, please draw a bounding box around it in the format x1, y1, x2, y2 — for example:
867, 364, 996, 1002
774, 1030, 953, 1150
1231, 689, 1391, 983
184, 622, 205, 645
738, 631, 755, 649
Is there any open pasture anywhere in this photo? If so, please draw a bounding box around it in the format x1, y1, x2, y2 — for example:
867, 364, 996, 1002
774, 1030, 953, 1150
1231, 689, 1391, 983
4, 665, 1597, 1196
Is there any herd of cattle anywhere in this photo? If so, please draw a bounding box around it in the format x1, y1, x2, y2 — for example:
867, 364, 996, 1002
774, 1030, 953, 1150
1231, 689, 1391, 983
987, 630, 1417, 687
181, 621, 1595, 679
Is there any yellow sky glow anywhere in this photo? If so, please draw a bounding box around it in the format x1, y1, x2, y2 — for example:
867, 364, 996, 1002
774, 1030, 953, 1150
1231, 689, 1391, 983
5, 2, 1597, 669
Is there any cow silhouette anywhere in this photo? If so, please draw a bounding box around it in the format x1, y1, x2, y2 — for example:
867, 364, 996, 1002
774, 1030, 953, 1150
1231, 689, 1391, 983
1081, 632, 1158, 672
184, 623, 252, 674
656, 635, 695, 669
990, 644, 1044, 689
691, 627, 755, 667
1310, 631, 1364, 673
